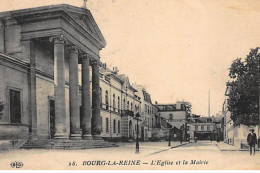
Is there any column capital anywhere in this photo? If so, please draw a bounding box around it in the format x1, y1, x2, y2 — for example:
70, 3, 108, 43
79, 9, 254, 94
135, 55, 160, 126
90, 59, 100, 67
80, 52, 92, 60
49, 35, 67, 45
68, 45, 80, 54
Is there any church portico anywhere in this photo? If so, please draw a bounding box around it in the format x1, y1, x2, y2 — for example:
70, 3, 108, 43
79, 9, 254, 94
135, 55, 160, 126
0, 4, 106, 143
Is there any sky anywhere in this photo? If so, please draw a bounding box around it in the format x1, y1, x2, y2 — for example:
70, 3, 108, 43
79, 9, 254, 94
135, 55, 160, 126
1, 0, 260, 116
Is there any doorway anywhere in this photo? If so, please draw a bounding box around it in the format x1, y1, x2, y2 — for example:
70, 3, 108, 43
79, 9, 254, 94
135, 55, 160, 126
49, 98, 55, 139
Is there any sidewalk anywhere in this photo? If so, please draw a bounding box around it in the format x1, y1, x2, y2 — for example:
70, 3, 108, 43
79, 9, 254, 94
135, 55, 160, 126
113, 141, 189, 156
216, 142, 260, 151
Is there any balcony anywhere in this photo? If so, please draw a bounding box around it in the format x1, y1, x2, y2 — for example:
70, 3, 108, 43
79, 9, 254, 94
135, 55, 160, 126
121, 110, 134, 117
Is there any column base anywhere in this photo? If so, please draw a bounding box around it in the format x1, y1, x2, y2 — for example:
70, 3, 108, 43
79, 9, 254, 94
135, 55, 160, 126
29, 134, 38, 140
92, 135, 103, 141
69, 134, 82, 140
54, 133, 69, 139
82, 134, 93, 140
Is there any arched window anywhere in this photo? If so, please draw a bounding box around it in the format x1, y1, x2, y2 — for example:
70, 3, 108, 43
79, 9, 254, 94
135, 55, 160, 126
123, 99, 126, 110
129, 120, 132, 137
113, 119, 116, 133
118, 96, 120, 113
127, 101, 129, 110
106, 118, 109, 133
100, 88, 102, 108
105, 90, 109, 110
118, 120, 120, 133
113, 94, 115, 112
131, 102, 133, 111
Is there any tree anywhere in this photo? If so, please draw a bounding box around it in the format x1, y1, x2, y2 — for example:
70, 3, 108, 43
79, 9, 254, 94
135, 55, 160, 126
227, 47, 260, 126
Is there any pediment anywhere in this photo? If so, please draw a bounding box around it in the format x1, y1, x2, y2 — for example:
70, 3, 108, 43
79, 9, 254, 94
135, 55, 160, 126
10, 4, 107, 49
67, 10, 106, 47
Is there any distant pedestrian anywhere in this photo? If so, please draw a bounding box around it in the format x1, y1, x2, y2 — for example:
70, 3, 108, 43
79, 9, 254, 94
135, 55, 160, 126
194, 136, 197, 143
247, 129, 257, 155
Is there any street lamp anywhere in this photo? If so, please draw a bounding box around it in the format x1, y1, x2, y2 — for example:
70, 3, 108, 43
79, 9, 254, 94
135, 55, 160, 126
135, 112, 141, 154
180, 124, 184, 143
168, 128, 171, 146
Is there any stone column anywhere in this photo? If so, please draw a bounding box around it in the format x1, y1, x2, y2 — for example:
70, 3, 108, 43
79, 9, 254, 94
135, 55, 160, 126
81, 53, 92, 140
23, 39, 37, 138
91, 60, 102, 139
50, 35, 68, 139
68, 45, 81, 140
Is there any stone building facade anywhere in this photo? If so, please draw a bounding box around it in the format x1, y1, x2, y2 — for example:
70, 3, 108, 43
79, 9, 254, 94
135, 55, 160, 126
187, 116, 222, 141
99, 64, 141, 141
0, 4, 106, 140
134, 85, 156, 141
156, 103, 189, 141
0, 4, 171, 144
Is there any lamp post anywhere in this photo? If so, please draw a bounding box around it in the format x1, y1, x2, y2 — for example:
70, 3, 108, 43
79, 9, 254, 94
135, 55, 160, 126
168, 128, 171, 146
135, 112, 140, 154
180, 124, 184, 143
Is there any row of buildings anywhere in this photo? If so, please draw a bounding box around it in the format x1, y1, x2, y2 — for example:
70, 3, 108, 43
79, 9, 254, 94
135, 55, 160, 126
0, 4, 225, 144
187, 115, 224, 141
0, 4, 191, 143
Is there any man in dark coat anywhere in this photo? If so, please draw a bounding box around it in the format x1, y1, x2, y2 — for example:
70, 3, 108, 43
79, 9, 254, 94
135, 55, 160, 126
247, 129, 257, 155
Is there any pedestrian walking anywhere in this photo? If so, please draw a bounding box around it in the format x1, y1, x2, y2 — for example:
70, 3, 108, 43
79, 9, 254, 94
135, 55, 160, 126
247, 129, 257, 155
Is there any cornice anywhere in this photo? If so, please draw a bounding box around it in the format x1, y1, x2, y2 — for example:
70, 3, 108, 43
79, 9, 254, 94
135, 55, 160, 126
9, 4, 106, 50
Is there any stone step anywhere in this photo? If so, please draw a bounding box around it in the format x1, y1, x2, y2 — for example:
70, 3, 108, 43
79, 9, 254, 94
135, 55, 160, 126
20, 139, 118, 150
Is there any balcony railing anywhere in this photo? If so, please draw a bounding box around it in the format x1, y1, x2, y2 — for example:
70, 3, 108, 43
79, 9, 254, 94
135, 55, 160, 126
121, 110, 134, 117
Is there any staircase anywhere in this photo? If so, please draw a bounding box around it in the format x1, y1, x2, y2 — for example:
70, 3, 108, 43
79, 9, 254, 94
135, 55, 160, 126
20, 139, 50, 149
20, 139, 118, 150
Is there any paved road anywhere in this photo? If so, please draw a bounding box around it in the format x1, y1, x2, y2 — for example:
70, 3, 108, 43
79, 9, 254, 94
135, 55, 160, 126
0, 141, 259, 170
147, 141, 260, 170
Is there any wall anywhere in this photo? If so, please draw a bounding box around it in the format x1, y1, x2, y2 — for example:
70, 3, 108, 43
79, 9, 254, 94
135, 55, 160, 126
233, 125, 258, 148
101, 110, 121, 139
0, 54, 30, 139
0, 55, 29, 125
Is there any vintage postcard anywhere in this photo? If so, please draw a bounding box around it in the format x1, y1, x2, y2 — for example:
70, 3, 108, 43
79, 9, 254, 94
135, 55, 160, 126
0, 0, 260, 170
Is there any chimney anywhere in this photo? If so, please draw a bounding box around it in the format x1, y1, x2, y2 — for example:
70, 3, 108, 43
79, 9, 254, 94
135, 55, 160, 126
113, 67, 119, 74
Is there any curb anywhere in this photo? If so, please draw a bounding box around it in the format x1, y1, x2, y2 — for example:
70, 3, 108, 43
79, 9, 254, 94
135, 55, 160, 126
220, 149, 260, 151
146, 142, 189, 156
217, 143, 260, 152
171, 142, 189, 149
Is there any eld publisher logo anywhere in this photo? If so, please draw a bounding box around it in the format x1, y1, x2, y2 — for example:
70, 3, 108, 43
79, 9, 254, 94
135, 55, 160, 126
10, 161, 24, 169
